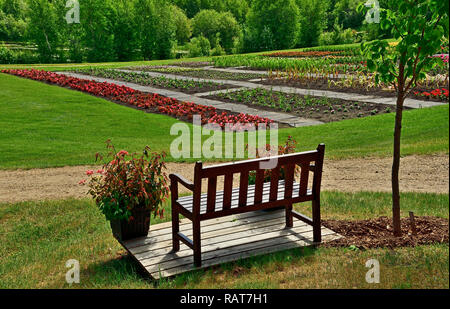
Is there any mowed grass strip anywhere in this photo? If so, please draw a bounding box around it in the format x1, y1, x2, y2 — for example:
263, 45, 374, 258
0, 192, 448, 289
0, 72, 448, 169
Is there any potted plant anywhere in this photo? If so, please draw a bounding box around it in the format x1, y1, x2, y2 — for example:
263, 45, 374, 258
81, 140, 169, 241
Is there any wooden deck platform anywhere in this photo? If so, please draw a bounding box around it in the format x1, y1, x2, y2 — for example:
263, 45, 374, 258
121, 209, 341, 279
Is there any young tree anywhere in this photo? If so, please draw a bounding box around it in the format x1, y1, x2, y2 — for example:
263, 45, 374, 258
359, 0, 449, 236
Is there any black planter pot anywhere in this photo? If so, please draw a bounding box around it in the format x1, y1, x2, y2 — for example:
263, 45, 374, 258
110, 207, 151, 241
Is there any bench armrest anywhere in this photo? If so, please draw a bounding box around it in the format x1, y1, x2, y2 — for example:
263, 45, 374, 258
170, 173, 194, 191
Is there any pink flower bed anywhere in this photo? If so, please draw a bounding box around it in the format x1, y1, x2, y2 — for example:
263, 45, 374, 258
432, 54, 449, 63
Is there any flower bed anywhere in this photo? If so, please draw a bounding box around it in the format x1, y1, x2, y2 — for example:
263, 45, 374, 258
414, 88, 449, 101
2, 69, 273, 128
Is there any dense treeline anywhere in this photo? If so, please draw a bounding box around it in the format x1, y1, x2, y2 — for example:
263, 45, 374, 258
0, 0, 391, 64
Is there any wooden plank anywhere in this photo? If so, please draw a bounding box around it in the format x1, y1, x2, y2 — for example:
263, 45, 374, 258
123, 210, 282, 248
132, 217, 293, 260
127, 211, 295, 253
206, 176, 217, 213
254, 170, 265, 204
269, 167, 280, 201
121, 210, 340, 280
142, 222, 316, 268
148, 229, 339, 279
283, 164, 295, 199
201, 151, 319, 177
178, 183, 311, 213
238, 170, 249, 207
130, 213, 286, 255
222, 173, 233, 210
299, 163, 310, 196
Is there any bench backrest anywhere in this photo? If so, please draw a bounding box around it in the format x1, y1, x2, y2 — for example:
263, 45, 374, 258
192, 144, 325, 217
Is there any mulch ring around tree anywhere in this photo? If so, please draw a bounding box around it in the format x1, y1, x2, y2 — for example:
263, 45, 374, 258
322, 216, 449, 249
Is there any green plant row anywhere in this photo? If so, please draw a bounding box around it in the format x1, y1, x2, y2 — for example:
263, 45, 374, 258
73, 68, 226, 91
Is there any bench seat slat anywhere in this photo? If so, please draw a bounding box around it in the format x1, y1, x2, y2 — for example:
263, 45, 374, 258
176, 181, 311, 215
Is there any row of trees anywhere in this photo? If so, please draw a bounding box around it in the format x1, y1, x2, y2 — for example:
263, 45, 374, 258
0, 0, 390, 63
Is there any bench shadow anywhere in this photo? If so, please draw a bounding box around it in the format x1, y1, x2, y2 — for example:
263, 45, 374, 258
83, 254, 153, 286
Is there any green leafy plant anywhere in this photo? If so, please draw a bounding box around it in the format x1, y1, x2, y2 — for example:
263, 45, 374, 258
82, 140, 170, 221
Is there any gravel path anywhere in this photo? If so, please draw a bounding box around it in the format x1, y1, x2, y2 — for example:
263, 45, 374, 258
1, 154, 447, 204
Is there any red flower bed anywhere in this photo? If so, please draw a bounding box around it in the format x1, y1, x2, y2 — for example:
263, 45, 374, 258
2, 69, 273, 128
414, 88, 449, 101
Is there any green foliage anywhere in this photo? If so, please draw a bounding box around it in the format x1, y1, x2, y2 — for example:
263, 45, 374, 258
0, 0, 398, 63
192, 9, 240, 53
187, 35, 211, 57
170, 4, 192, 45
0, 46, 38, 64
245, 0, 300, 51
134, 0, 176, 60
26, 0, 63, 63
0, 9, 27, 41
111, 0, 139, 61
172, 0, 249, 22
360, 0, 449, 91
296, 0, 329, 47
210, 44, 226, 56
320, 20, 360, 46
80, 0, 115, 62
192, 9, 222, 46
328, 0, 365, 31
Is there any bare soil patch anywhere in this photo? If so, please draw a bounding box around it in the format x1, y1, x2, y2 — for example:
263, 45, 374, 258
205, 89, 400, 123
0, 154, 447, 204
322, 216, 449, 249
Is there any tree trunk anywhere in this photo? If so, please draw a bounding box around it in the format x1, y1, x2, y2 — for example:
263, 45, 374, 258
392, 89, 405, 237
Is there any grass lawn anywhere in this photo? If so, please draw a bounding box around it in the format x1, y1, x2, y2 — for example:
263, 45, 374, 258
0, 73, 448, 169
0, 191, 447, 289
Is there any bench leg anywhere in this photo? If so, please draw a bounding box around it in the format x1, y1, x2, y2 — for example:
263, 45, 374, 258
172, 208, 180, 252
312, 199, 321, 243
285, 203, 293, 228
193, 219, 201, 267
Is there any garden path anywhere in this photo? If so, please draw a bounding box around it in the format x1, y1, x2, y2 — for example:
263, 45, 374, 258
1, 154, 447, 203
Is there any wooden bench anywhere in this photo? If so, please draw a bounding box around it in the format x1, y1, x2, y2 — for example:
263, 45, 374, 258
169, 144, 325, 267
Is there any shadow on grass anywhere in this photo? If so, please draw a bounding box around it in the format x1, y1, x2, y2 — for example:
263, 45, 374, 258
154, 245, 319, 289
82, 255, 153, 288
